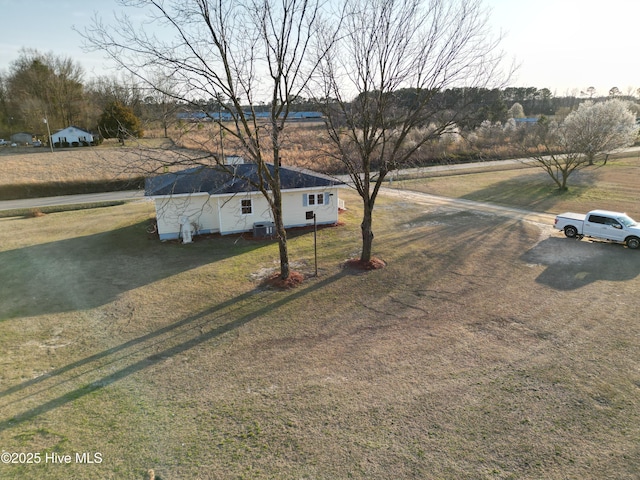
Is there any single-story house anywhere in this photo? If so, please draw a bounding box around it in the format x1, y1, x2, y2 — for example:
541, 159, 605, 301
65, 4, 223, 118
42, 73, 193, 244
145, 162, 346, 241
51, 126, 95, 147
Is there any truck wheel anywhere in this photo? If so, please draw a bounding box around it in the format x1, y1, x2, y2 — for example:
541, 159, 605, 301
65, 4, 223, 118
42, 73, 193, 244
626, 237, 640, 249
564, 226, 578, 238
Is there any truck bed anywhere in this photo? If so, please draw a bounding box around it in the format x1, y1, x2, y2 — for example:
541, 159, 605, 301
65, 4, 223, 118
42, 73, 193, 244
556, 212, 586, 221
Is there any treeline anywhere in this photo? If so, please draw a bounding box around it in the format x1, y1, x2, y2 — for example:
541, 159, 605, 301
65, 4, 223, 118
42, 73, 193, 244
0, 49, 174, 139
1, 49, 638, 139
349, 86, 638, 129
170, 87, 640, 131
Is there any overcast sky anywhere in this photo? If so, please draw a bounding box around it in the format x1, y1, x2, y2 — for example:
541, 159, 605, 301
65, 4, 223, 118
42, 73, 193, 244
0, 0, 637, 97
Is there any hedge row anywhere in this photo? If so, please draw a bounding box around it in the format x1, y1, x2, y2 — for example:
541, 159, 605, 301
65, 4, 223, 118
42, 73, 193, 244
0, 177, 146, 201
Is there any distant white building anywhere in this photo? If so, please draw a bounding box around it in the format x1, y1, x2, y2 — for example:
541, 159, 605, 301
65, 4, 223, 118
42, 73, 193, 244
51, 126, 95, 147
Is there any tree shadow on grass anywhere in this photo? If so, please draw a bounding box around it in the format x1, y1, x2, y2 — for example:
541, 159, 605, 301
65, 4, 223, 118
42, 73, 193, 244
459, 168, 596, 212
0, 220, 271, 320
521, 236, 640, 290
0, 270, 347, 432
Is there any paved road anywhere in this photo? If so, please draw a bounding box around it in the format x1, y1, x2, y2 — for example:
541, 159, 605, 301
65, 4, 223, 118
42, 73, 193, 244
3, 148, 639, 213
0, 159, 527, 212
0, 189, 146, 212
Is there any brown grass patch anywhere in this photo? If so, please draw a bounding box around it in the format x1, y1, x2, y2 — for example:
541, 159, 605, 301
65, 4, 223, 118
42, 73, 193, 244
27, 208, 46, 218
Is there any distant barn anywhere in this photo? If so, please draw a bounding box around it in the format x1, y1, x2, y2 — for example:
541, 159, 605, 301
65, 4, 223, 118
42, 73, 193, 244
176, 111, 323, 122
513, 117, 539, 124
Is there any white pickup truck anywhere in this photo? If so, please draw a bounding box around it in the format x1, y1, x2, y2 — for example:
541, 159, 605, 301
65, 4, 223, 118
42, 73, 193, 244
554, 210, 640, 249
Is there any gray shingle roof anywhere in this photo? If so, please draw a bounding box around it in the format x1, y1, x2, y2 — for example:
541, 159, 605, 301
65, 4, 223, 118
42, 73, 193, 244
145, 163, 344, 197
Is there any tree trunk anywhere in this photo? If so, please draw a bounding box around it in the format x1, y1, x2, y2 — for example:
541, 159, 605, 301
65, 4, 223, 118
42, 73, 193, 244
276, 220, 290, 280
360, 202, 374, 263
559, 180, 568, 191
272, 187, 290, 280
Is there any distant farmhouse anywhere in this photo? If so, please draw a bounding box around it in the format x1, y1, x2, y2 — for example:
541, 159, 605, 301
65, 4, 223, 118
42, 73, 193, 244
145, 160, 345, 241
51, 126, 95, 147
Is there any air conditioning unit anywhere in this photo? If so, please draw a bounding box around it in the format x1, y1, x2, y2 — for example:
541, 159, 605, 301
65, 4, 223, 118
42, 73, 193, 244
253, 222, 275, 239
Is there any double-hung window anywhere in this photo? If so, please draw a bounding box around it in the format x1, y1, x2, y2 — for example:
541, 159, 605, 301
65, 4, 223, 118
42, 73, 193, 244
304, 193, 327, 206
241, 199, 252, 215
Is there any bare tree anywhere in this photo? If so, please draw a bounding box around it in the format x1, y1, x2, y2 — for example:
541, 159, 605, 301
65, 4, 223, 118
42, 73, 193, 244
86, 75, 145, 114
315, 0, 510, 264
6, 49, 86, 132
82, 0, 336, 280
522, 100, 638, 191
144, 70, 182, 138
522, 117, 585, 191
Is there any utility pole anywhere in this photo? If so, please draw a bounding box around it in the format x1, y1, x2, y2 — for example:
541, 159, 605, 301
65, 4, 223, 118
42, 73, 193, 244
313, 212, 318, 277
43, 115, 53, 153
306, 210, 318, 276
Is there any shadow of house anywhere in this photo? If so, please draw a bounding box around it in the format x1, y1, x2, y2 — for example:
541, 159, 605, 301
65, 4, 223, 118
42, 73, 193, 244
521, 236, 640, 290
0, 220, 268, 321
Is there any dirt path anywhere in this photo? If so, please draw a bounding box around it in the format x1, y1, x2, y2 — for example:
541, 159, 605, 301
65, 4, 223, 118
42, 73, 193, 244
380, 187, 557, 226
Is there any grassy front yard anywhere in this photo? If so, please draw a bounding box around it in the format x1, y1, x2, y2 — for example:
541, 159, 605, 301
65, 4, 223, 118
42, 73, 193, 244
1, 167, 639, 479
389, 153, 640, 217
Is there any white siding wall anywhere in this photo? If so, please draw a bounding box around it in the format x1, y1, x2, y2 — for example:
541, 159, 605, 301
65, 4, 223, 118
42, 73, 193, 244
282, 188, 340, 228
153, 187, 343, 239
154, 194, 220, 240
217, 193, 273, 235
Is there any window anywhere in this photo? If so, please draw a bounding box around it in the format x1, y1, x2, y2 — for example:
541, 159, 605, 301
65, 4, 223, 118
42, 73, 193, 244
304, 193, 327, 206
241, 199, 252, 215
619, 215, 637, 227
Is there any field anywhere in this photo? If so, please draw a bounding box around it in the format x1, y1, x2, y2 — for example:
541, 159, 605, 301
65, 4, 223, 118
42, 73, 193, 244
0, 126, 329, 193
1, 152, 639, 479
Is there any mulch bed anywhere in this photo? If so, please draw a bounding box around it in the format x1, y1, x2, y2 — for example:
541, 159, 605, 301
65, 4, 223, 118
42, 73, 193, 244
263, 270, 306, 289
343, 257, 386, 271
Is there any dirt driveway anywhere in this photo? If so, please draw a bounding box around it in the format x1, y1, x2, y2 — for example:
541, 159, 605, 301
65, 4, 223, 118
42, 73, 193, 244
381, 186, 556, 224
381, 186, 640, 290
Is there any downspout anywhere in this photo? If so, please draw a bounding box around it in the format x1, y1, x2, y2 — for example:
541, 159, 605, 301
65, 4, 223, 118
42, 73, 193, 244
217, 196, 223, 235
